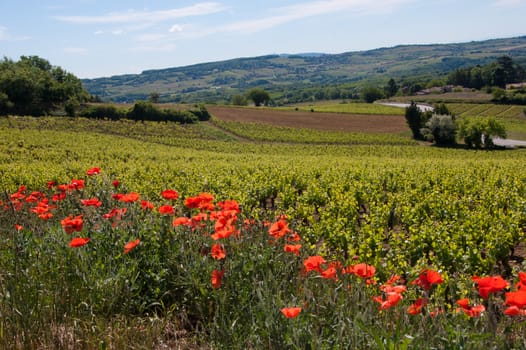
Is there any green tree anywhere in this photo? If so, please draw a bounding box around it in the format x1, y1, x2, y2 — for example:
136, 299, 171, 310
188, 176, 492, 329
231, 94, 247, 106
246, 88, 270, 106
421, 114, 457, 146
361, 86, 384, 103
384, 78, 399, 98
458, 117, 507, 149
149, 91, 160, 103
405, 101, 426, 140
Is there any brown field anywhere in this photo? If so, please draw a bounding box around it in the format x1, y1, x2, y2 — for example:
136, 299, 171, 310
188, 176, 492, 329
207, 106, 408, 133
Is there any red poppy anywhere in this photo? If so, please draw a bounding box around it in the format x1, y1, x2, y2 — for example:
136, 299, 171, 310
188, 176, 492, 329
173, 217, 191, 227
218, 199, 240, 213
280, 307, 302, 318
348, 263, 376, 279
47, 181, 57, 189
373, 292, 403, 310
211, 269, 225, 289
68, 179, 85, 191
158, 205, 175, 215
118, 192, 140, 203
407, 298, 428, 315
303, 255, 326, 273
287, 232, 301, 242
321, 266, 338, 280
269, 219, 290, 239
52, 192, 67, 201
61, 215, 83, 234
69, 237, 90, 248
472, 275, 509, 299
211, 243, 226, 260
516, 272, 526, 290
284, 244, 302, 256
161, 189, 179, 200
505, 290, 526, 308
103, 207, 127, 220
14, 224, 23, 231
81, 198, 103, 207
411, 269, 443, 290
86, 167, 100, 176
457, 298, 485, 317
112, 180, 120, 188
505, 306, 526, 316
124, 239, 140, 254
140, 200, 154, 211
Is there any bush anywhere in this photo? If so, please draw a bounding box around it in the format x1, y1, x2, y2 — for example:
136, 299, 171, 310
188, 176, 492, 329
458, 117, 507, 149
421, 114, 457, 146
81, 104, 126, 120
360, 86, 384, 103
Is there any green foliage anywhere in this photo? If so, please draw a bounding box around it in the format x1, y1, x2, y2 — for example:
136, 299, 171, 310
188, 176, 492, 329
458, 117, 507, 148
405, 102, 427, 140
81, 104, 127, 120
421, 114, 457, 146
384, 78, 399, 98
361, 86, 384, 103
0, 56, 89, 116
246, 88, 271, 106
231, 94, 248, 106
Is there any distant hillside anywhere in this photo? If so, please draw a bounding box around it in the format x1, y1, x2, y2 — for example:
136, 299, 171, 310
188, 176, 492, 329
82, 36, 526, 104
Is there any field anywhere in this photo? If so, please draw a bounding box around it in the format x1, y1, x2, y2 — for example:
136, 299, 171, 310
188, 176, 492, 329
1, 106, 526, 349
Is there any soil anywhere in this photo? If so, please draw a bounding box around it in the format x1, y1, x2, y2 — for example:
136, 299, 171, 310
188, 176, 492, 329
207, 106, 408, 133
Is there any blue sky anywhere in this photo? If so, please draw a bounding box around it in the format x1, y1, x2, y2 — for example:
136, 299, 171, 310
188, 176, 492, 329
1, 0, 525, 78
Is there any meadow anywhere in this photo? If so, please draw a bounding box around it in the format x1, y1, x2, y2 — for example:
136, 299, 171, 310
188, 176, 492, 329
1, 106, 526, 349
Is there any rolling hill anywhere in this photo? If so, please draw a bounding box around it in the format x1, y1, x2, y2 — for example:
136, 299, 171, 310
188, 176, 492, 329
82, 36, 526, 104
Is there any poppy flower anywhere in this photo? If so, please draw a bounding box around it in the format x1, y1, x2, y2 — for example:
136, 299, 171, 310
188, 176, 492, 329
112, 180, 120, 188
161, 189, 179, 200
411, 269, 443, 290
141, 200, 154, 211
516, 272, 526, 291
68, 179, 85, 190
348, 263, 376, 279
158, 205, 175, 215
69, 237, 90, 248
124, 239, 140, 254
472, 275, 509, 299
373, 292, 403, 310
173, 217, 191, 227
457, 298, 485, 317
504, 306, 526, 316
407, 298, 428, 315
118, 192, 140, 203
303, 255, 326, 273
218, 199, 240, 213
505, 290, 526, 308
321, 266, 338, 280
52, 192, 67, 202
284, 244, 302, 256
211, 269, 225, 289
86, 167, 100, 176
280, 307, 302, 318
81, 198, 103, 207
47, 181, 57, 189
14, 224, 23, 231
211, 243, 226, 260
61, 215, 83, 234
268, 219, 290, 239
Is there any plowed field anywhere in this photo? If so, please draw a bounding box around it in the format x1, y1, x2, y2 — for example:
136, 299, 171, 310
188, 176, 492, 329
208, 106, 408, 133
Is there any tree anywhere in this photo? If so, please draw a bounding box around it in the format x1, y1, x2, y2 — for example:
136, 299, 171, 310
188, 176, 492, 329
231, 94, 247, 106
405, 101, 427, 140
385, 78, 399, 98
246, 88, 270, 106
421, 114, 457, 146
149, 91, 160, 103
361, 86, 384, 103
458, 117, 506, 149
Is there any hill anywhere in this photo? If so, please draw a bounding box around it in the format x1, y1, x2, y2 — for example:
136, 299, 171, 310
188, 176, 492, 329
82, 36, 526, 103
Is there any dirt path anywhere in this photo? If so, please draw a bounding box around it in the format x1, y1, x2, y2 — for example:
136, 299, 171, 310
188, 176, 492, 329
208, 106, 408, 133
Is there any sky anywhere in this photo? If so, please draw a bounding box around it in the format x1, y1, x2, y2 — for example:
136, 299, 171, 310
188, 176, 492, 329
1, 0, 525, 79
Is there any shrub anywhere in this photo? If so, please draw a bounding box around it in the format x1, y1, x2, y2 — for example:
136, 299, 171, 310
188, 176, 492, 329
421, 114, 457, 146
458, 117, 507, 149
81, 104, 126, 120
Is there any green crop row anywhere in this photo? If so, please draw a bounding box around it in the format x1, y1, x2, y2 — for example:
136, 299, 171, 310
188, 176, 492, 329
279, 102, 406, 115
448, 103, 525, 119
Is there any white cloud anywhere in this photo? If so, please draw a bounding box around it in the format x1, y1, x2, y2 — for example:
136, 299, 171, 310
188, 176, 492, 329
492, 0, 525, 6
54, 2, 226, 24
192, 0, 414, 36
129, 43, 177, 53
136, 33, 166, 42
0, 26, 30, 41
63, 47, 88, 54
94, 30, 104, 35
169, 24, 183, 33
112, 29, 125, 36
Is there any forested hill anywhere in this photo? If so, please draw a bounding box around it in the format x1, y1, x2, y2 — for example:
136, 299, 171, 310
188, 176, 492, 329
82, 36, 526, 104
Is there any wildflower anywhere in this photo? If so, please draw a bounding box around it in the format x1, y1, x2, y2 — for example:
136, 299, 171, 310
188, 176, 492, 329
52, 192, 66, 201
457, 298, 485, 317
411, 269, 443, 290
81, 198, 103, 207
269, 219, 290, 239
158, 205, 175, 215
280, 307, 302, 318
185, 193, 215, 210
505, 290, 526, 309
173, 217, 191, 227
472, 275, 509, 299
408, 298, 428, 315
68, 179, 85, 191
218, 199, 240, 213
124, 239, 140, 254
86, 167, 100, 176
141, 200, 154, 211
347, 263, 376, 279
161, 189, 179, 200
211, 243, 226, 260
516, 272, 526, 291
112, 179, 120, 188
373, 292, 403, 310
321, 265, 338, 280
61, 215, 83, 234
102, 207, 127, 220
14, 224, 23, 231
47, 181, 57, 189
284, 244, 302, 256
287, 231, 301, 242
69, 237, 90, 248
118, 192, 140, 203
303, 255, 326, 273
211, 269, 225, 289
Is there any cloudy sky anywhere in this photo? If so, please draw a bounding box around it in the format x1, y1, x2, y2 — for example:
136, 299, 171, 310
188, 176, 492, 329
1, 0, 525, 78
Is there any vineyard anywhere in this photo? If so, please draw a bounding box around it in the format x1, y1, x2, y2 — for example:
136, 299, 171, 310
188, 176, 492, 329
1, 112, 526, 348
